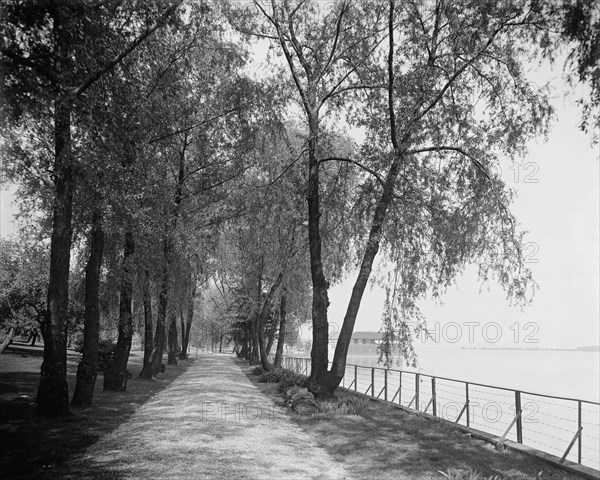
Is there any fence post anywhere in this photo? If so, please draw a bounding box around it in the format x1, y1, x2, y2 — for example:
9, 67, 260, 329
384, 369, 388, 402
399, 371, 402, 405
515, 391, 523, 443
354, 365, 358, 392
432, 377, 437, 417
371, 368, 375, 398
466, 383, 470, 427
415, 373, 420, 412
578, 401, 582, 464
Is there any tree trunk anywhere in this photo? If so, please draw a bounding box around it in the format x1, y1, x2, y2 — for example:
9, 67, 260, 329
179, 278, 195, 360
258, 270, 284, 372
273, 288, 287, 368
140, 268, 154, 375
72, 213, 104, 407
104, 231, 135, 391
140, 236, 170, 378
313, 5, 404, 396
305, 109, 332, 395
167, 311, 178, 365
37, 87, 73, 417
0, 327, 16, 355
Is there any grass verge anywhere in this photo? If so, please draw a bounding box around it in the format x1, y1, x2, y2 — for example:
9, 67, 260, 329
0, 348, 192, 480
244, 363, 585, 480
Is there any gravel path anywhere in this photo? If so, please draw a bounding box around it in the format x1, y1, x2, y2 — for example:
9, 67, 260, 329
51, 354, 351, 480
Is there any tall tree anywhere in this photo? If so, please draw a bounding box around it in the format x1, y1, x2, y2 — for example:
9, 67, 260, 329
247, 0, 555, 396
1, 0, 181, 415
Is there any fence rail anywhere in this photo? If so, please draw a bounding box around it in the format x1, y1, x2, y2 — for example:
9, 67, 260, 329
281, 356, 600, 472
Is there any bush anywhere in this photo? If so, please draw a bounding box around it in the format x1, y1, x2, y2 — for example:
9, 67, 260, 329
251, 366, 265, 376
276, 369, 308, 393
258, 368, 285, 383
98, 340, 116, 372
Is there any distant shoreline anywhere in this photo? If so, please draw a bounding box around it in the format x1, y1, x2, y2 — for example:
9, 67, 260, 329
460, 345, 600, 352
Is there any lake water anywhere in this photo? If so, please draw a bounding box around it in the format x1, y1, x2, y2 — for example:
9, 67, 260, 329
347, 347, 600, 403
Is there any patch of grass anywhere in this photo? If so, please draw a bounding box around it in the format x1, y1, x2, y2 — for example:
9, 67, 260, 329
438, 467, 503, 480
317, 395, 371, 418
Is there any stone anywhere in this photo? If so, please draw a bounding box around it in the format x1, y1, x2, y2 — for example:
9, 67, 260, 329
292, 397, 319, 415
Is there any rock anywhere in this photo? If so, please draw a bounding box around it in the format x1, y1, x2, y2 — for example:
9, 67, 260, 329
290, 390, 314, 405
292, 397, 319, 415
285, 386, 307, 403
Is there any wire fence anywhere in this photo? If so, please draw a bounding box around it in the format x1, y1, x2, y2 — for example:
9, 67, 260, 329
281, 356, 600, 472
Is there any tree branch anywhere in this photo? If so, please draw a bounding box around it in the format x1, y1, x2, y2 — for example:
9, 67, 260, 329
319, 156, 385, 188
73, 1, 182, 97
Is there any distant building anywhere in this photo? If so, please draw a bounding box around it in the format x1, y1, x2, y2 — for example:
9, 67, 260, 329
329, 331, 384, 354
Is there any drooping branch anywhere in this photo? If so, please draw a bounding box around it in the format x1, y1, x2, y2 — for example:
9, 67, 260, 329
319, 156, 385, 188
405, 145, 511, 220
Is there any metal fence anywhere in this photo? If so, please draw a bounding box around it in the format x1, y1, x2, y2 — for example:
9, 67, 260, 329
281, 356, 600, 472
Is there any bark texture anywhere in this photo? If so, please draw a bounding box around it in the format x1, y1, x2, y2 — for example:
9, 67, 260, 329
72, 214, 104, 407
104, 231, 135, 391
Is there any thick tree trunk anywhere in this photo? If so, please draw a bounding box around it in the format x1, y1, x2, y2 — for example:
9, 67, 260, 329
72, 213, 104, 407
37, 89, 73, 417
273, 288, 287, 368
305, 109, 332, 395
140, 268, 153, 374
315, 5, 404, 396
167, 311, 178, 365
104, 231, 135, 391
140, 236, 170, 378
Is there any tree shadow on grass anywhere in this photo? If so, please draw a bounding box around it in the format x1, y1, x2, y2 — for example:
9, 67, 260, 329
0, 353, 194, 480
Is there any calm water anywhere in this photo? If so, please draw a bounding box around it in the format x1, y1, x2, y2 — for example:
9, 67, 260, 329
347, 347, 600, 403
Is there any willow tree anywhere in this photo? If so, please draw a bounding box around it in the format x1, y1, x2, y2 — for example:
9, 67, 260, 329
248, 0, 555, 396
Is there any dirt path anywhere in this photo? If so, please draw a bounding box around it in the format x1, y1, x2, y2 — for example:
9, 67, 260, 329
50, 354, 351, 480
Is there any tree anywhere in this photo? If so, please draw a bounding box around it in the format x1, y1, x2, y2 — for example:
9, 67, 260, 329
0, 239, 47, 353
246, 0, 555, 396
1, 0, 182, 416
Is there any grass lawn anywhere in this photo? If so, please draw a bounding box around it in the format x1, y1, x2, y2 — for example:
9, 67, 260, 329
245, 365, 586, 480
0, 347, 192, 480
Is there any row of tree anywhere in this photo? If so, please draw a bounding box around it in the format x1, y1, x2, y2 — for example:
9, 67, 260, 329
1, 0, 597, 416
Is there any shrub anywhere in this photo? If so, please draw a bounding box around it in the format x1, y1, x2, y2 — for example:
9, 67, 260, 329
277, 369, 308, 393
98, 339, 116, 372
252, 366, 265, 376
258, 368, 285, 383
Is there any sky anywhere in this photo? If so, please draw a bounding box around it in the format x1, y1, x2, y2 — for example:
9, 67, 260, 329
324, 71, 599, 350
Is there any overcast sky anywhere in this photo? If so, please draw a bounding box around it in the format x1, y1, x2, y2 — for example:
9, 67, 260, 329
328, 65, 599, 350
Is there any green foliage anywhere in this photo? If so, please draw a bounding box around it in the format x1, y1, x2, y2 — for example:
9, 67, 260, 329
251, 366, 264, 376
